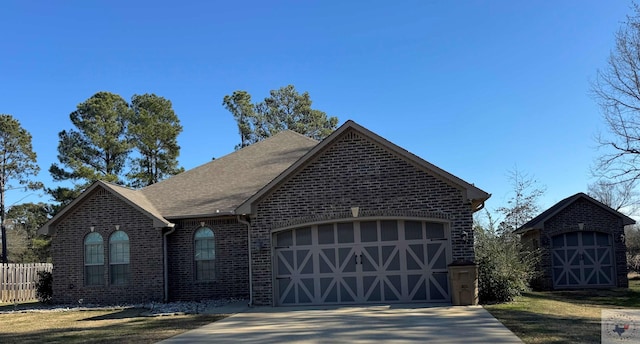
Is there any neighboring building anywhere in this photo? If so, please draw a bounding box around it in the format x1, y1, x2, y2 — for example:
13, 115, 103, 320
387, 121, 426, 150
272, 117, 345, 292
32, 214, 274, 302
39, 120, 490, 306
517, 192, 634, 290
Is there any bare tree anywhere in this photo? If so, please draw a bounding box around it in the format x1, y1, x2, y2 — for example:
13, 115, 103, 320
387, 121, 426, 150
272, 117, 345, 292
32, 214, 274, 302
497, 167, 546, 233
587, 179, 639, 214
592, 4, 640, 183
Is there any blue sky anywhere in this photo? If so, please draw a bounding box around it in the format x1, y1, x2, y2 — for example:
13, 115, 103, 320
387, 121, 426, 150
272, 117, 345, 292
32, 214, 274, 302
0, 1, 633, 217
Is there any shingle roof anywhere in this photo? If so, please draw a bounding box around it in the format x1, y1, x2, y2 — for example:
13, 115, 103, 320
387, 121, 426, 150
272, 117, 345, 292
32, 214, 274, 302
100, 182, 168, 226
515, 192, 636, 234
38, 180, 172, 235
40, 121, 491, 235
140, 130, 318, 218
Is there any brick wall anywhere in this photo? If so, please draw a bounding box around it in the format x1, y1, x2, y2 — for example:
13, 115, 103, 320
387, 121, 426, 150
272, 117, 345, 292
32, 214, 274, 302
249, 129, 476, 305
537, 198, 628, 290
167, 217, 249, 301
51, 187, 164, 304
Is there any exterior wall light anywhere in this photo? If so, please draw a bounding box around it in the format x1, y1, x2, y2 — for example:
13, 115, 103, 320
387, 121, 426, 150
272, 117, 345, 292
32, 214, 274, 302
578, 223, 584, 230
351, 207, 360, 218
254, 238, 268, 251
115, 225, 120, 231
462, 231, 469, 243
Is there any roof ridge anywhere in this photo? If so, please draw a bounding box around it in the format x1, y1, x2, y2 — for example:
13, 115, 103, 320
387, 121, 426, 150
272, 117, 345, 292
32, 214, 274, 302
142, 130, 319, 193
39, 180, 172, 235
516, 192, 635, 233
138, 128, 319, 217
277, 129, 321, 144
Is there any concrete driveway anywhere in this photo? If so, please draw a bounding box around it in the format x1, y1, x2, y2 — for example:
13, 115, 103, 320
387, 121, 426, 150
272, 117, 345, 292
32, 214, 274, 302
158, 304, 522, 343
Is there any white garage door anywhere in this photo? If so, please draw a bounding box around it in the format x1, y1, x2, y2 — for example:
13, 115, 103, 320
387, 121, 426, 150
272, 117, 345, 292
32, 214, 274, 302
551, 231, 615, 288
274, 219, 451, 306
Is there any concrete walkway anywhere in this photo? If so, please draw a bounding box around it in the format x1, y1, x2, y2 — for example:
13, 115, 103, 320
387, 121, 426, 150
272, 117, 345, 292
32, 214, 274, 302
159, 303, 523, 344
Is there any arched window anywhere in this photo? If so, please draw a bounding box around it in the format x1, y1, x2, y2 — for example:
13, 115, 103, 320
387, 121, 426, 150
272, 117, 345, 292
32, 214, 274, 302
109, 231, 130, 285
194, 227, 215, 281
84, 232, 104, 286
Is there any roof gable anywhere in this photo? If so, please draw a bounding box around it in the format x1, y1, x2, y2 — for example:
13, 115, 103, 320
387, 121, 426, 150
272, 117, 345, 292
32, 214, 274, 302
38, 181, 172, 235
516, 192, 636, 234
236, 120, 490, 214
140, 130, 318, 218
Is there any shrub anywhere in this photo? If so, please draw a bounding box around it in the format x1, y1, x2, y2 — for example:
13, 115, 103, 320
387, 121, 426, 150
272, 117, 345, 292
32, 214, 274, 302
475, 226, 539, 304
627, 226, 640, 273
628, 253, 640, 274
35, 270, 53, 303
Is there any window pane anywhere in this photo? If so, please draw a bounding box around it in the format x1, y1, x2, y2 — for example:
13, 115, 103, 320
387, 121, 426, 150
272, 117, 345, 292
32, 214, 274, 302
85, 243, 104, 264
110, 231, 130, 264
85, 265, 104, 286
552, 235, 564, 247
277, 230, 293, 247
197, 260, 216, 280
596, 232, 611, 246
381, 220, 398, 241
582, 232, 595, 246
84, 233, 104, 285
405, 221, 423, 240
566, 232, 579, 246
296, 227, 312, 245
195, 228, 216, 281
110, 230, 128, 242
426, 222, 445, 239
85, 232, 103, 244
107, 231, 130, 284
195, 238, 215, 260
361, 221, 378, 242
110, 264, 130, 285
337, 223, 354, 243
195, 227, 214, 239
318, 224, 334, 244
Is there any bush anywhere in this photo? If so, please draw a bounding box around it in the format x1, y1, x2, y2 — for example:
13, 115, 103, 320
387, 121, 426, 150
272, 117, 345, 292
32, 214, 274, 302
627, 226, 640, 273
36, 270, 53, 303
628, 253, 640, 273
475, 226, 539, 304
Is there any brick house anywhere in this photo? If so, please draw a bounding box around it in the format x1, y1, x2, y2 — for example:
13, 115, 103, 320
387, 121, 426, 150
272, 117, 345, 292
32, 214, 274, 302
517, 192, 634, 290
40, 120, 490, 306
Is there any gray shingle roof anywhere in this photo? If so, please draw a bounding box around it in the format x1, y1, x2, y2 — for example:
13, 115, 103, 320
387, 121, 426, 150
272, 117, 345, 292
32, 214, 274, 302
515, 192, 636, 234
100, 181, 168, 226
40, 121, 491, 235
38, 180, 172, 234
140, 130, 318, 218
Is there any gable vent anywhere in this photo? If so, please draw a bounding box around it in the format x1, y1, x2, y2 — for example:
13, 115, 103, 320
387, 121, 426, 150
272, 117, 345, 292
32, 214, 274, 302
343, 131, 361, 140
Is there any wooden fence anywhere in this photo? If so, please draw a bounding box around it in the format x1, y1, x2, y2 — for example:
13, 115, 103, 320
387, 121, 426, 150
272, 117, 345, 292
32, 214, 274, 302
0, 263, 53, 303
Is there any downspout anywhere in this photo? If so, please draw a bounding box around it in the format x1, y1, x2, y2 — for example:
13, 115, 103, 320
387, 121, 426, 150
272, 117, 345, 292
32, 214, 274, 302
237, 215, 253, 307
162, 224, 176, 302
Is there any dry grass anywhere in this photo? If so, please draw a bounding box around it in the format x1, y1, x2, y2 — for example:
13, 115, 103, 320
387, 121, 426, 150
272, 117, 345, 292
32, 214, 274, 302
0, 307, 225, 344
484, 278, 640, 344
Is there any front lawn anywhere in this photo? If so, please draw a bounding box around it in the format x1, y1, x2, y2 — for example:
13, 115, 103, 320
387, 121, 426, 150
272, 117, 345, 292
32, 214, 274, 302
485, 278, 640, 344
0, 305, 225, 344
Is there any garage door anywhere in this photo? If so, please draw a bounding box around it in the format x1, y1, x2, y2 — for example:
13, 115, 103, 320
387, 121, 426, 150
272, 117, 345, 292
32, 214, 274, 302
274, 219, 450, 306
551, 231, 614, 288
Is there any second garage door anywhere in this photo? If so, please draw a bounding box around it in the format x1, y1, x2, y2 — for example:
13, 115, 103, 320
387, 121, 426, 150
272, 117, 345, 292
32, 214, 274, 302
274, 219, 451, 306
551, 231, 615, 288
